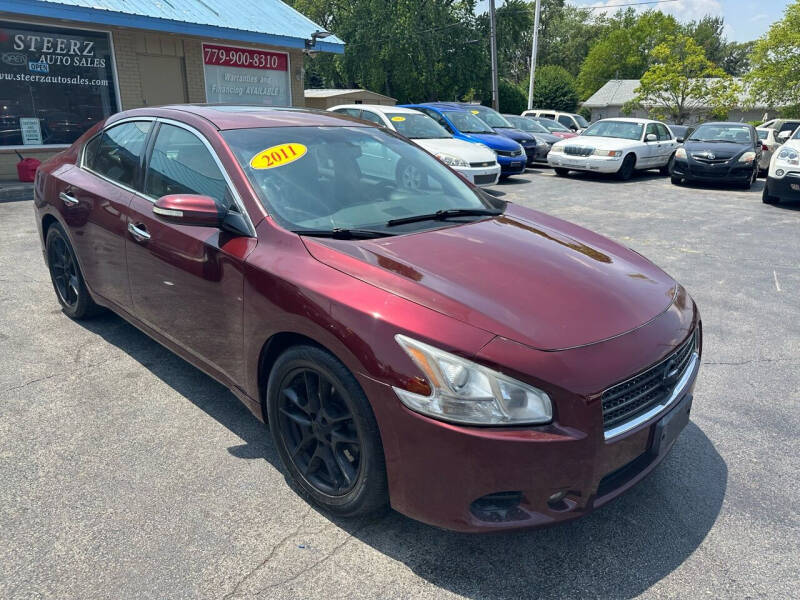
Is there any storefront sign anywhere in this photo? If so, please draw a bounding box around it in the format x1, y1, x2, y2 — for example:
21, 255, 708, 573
0, 21, 118, 147
19, 117, 43, 145
202, 43, 290, 106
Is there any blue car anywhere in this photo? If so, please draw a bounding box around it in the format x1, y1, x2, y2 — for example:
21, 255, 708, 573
402, 102, 527, 177
451, 103, 541, 166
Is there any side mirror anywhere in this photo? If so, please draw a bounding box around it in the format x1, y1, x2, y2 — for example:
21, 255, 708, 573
676, 137, 685, 143
153, 194, 224, 227
646, 133, 657, 142
777, 130, 791, 143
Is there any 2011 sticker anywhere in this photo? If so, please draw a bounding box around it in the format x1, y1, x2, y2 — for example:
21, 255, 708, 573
471, 110, 479, 114
391, 116, 406, 122
250, 143, 307, 169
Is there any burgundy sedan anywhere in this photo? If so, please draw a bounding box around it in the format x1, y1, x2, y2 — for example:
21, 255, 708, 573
34, 105, 701, 532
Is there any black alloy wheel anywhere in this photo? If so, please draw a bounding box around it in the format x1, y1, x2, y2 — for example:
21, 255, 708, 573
267, 345, 388, 517
45, 223, 98, 319
616, 154, 636, 180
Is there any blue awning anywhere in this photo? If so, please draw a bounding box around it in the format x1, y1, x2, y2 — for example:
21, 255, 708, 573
2, 0, 345, 54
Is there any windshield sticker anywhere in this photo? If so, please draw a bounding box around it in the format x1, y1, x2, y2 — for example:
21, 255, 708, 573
471, 110, 479, 114
391, 116, 406, 122
250, 143, 307, 169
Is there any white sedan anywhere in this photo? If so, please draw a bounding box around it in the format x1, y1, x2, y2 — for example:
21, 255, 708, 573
328, 104, 500, 187
547, 118, 678, 180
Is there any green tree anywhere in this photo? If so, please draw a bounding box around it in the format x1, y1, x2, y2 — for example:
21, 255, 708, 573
683, 16, 726, 65
624, 35, 742, 124
720, 41, 755, 76
531, 65, 579, 111
498, 79, 527, 114
577, 10, 681, 99
747, 1, 800, 110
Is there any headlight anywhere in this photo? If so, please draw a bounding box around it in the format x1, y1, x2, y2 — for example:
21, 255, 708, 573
549, 145, 564, 154
592, 149, 622, 157
738, 151, 756, 163
675, 147, 687, 159
776, 148, 799, 165
393, 335, 553, 425
435, 153, 469, 168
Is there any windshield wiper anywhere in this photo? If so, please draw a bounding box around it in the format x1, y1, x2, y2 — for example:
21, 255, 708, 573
293, 228, 396, 239
386, 208, 502, 227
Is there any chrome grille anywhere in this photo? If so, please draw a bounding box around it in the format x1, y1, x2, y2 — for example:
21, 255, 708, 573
601, 330, 697, 434
564, 145, 593, 157
497, 149, 524, 157
470, 161, 496, 168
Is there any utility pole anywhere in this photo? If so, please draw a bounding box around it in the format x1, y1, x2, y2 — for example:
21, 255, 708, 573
527, 0, 541, 110
489, 0, 499, 110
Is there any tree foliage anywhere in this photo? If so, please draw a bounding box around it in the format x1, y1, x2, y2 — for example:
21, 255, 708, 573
532, 65, 579, 111
625, 35, 742, 124
747, 1, 800, 109
498, 79, 527, 114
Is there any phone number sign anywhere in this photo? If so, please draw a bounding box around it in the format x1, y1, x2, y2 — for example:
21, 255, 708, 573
202, 43, 290, 106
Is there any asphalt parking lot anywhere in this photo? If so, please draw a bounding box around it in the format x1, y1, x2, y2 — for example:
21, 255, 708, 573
1, 170, 798, 599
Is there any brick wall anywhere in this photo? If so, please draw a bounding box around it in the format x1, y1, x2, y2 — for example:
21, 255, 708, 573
0, 13, 308, 179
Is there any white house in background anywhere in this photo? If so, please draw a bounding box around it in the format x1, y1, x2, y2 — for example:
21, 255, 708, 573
582, 79, 770, 124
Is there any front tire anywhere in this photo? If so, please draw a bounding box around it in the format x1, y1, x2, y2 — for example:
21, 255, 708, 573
762, 183, 779, 204
45, 222, 99, 319
660, 154, 674, 176
266, 345, 388, 518
616, 154, 636, 180
554, 167, 570, 177
670, 176, 683, 186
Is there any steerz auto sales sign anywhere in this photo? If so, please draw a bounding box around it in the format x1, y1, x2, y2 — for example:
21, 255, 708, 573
202, 43, 290, 106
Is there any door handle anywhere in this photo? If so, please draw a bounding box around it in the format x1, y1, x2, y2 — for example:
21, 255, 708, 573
128, 222, 151, 242
59, 191, 79, 205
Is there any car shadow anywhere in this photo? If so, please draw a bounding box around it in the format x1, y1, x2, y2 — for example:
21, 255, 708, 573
560, 170, 666, 184
497, 176, 532, 185
677, 178, 765, 193
76, 312, 727, 600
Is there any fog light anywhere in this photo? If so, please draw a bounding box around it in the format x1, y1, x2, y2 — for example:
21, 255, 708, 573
548, 491, 567, 504
470, 491, 525, 522
776, 169, 785, 177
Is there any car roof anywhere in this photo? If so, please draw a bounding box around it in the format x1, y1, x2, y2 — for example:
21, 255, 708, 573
695, 121, 753, 127
595, 117, 659, 124
330, 104, 421, 115
407, 102, 471, 112
108, 104, 371, 130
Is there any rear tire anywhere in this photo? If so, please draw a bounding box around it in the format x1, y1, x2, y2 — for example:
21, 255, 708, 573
266, 345, 388, 518
45, 222, 100, 320
554, 168, 570, 177
616, 154, 636, 180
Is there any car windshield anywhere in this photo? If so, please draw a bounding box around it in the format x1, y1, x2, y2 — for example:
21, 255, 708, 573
385, 113, 451, 139
506, 116, 549, 133
468, 107, 513, 128
535, 117, 570, 132
688, 124, 752, 144
582, 120, 644, 140
575, 114, 589, 128
444, 111, 494, 134
222, 126, 495, 233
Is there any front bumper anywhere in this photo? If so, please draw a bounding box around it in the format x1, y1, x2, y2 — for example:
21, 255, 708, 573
453, 164, 501, 187
547, 153, 622, 173
361, 298, 700, 532
765, 173, 800, 200
671, 158, 753, 182
496, 154, 526, 175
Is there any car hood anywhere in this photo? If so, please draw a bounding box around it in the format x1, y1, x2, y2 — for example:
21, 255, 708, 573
460, 132, 522, 151
554, 136, 641, 151
414, 138, 497, 162
531, 132, 561, 145
493, 127, 536, 144
301, 204, 677, 351
683, 140, 751, 160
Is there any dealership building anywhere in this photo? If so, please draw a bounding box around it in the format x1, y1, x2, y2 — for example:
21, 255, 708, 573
0, 0, 344, 178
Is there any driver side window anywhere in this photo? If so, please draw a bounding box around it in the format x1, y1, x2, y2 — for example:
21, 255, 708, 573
144, 124, 233, 211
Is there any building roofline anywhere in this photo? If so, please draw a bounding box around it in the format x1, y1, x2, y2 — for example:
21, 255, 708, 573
1, 0, 345, 54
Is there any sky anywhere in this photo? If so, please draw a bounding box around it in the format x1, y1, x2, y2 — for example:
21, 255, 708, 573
475, 0, 793, 42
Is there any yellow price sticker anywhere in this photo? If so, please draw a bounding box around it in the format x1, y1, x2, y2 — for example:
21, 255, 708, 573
250, 143, 307, 170
391, 116, 406, 122
471, 110, 479, 114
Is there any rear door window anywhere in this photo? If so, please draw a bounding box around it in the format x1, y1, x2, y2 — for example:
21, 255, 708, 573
557, 115, 573, 128
656, 123, 672, 141
84, 121, 152, 189
540, 113, 555, 120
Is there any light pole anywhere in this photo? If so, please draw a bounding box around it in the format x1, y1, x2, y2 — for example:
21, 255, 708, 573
527, 0, 541, 110
489, 0, 499, 110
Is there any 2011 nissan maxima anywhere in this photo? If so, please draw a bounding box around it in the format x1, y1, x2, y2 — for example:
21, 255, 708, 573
34, 105, 701, 532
